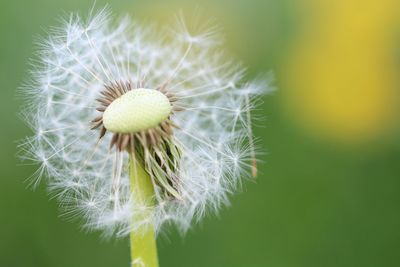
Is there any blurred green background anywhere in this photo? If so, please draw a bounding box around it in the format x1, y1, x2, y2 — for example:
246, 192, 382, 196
1, 0, 400, 266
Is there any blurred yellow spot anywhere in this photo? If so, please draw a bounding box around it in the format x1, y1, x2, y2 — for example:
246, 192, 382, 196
283, 0, 400, 143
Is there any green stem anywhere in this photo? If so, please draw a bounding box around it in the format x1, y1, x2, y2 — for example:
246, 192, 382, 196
129, 154, 159, 267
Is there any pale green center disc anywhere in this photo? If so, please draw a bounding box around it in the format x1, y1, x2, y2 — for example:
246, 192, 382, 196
103, 88, 172, 134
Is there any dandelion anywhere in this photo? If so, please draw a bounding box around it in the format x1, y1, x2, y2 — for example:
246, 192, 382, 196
19, 7, 273, 267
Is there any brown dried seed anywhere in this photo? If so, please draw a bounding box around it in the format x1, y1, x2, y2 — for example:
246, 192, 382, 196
110, 133, 119, 149
99, 127, 107, 139
96, 98, 111, 106
91, 120, 103, 130
173, 106, 185, 112
120, 134, 130, 150
91, 116, 103, 123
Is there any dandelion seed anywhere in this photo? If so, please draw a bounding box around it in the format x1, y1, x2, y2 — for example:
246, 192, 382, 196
19, 6, 273, 267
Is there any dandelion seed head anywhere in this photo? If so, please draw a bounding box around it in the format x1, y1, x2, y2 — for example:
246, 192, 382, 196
20, 7, 273, 237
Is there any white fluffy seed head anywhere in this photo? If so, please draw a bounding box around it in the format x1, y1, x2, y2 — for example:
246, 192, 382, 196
19, 7, 274, 238
103, 89, 172, 133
